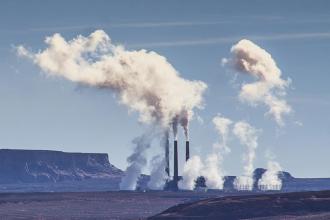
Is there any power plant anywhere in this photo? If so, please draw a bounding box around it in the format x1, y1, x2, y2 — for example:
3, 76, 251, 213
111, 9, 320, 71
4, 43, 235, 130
173, 140, 178, 189
165, 135, 170, 177
164, 134, 190, 191
185, 141, 190, 161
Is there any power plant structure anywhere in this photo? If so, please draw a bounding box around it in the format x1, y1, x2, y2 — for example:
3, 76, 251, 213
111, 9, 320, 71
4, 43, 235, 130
185, 141, 190, 161
173, 140, 179, 187
165, 136, 170, 176
164, 135, 190, 191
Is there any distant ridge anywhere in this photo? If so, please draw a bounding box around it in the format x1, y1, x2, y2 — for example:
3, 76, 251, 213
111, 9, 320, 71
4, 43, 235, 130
0, 149, 123, 184
0, 149, 330, 193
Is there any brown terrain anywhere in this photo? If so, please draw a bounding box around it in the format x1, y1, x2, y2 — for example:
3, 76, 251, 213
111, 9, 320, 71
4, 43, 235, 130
0, 191, 225, 220
1, 190, 330, 219
150, 190, 330, 220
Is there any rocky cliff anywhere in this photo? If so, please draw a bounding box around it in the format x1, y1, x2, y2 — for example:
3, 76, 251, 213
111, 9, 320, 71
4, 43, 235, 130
0, 149, 123, 184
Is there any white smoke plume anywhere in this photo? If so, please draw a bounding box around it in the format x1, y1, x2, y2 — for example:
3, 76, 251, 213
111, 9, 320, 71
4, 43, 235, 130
119, 134, 151, 190
180, 154, 225, 190
17, 30, 206, 128
201, 154, 223, 189
258, 160, 282, 191
203, 115, 233, 189
233, 175, 254, 191
147, 132, 169, 190
179, 115, 233, 190
180, 110, 190, 141
172, 116, 179, 141
179, 155, 203, 190
17, 30, 207, 190
212, 115, 233, 153
147, 155, 167, 190
223, 39, 291, 126
233, 121, 260, 191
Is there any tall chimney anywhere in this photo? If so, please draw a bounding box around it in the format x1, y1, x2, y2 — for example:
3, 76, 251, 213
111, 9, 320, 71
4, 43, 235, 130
173, 140, 178, 184
185, 141, 190, 161
165, 135, 170, 176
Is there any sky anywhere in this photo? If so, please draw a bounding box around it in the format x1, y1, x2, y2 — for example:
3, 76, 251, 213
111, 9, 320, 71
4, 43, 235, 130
0, 0, 330, 178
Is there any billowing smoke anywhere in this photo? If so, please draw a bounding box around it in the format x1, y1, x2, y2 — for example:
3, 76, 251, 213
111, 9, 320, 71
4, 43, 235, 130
203, 115, 233, 189
179, 115, 233, 190
171, 110, 190, 141
212, 116, 233, 153
201, 154, 223, 189
233, 121, 260, 191
148, 132, 169, 190
223, 39, 291, 126
178, 155, 203, 190
172, 116, 179, 141
147, 155, 167, 190
180, 154, 225, 190
233, 175, 254, 191
17, 30, 207, 190
180, 110, 190, 141
119, 134, 151, 190
258, 160, 282, 191
17, 30, 206, 128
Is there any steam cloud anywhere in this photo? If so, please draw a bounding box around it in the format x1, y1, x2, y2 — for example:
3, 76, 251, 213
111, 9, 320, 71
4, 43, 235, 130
233, 121, 260, 191
148, 133, 169, 190
179, 155, 203, 190
223, 39, 292, 126
147, 154, 167, 190
204, 116, 233, 189
119, 134, 151, 190
179, 115, 233, 190
18, 30, 207, 190
258, 160, 282, 191
202, 154, 223, 189
17, 30, 206, 128
213, 116, 233, 153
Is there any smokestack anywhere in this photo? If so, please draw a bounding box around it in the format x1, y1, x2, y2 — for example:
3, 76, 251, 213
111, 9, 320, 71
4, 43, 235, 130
173, 140, 179, 185
185, 141, 190, 161
165, 137, 170, 176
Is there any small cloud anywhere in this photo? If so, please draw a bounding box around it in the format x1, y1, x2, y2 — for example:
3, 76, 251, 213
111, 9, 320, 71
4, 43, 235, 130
294, 121, 303, 127
264, 149, 276, 160
195, 114, 204, 125
221, 58, 228, 66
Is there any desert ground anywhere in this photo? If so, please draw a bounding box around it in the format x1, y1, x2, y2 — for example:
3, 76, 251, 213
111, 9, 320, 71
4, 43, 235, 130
151, 190, 330, 220
1, 189, 330, 219
0, 191, 225, 220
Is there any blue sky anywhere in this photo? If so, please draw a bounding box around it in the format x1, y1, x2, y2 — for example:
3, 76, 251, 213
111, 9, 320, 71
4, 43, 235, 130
0, 0, 330, 177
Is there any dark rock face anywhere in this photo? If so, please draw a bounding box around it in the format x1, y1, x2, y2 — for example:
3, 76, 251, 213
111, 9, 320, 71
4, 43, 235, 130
0, 149, 123, 183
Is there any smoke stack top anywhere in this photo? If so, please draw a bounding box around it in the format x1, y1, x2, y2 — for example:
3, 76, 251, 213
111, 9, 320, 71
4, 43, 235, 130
180, 110, 190, 141
172, 117, 179, 141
